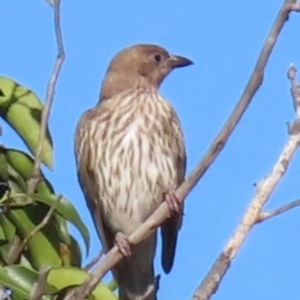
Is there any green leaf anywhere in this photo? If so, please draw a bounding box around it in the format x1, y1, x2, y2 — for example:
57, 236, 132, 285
0, 265, 29, 298
54, 214, 71, 246
0, 265, 57, 299
66, 235, 82, 267
7, 163, 28, 193
5, 148, 54, 191
0, 145, 9, 200
0, 77, 53, 168
48, 267, 118, 300
6, 207, 62, 270
0, 197, 20, 264
0, 77, 16, 106
0, 213, 16, 242
0, 224, 5, 242
0, 145, 9, 183
32, 194, 90, 256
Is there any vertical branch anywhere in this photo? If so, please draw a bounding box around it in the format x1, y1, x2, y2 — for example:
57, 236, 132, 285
27, 0, 65, 193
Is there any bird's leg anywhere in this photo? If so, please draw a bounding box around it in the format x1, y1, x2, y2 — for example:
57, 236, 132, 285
115, 232, 132, 257
163, 190, 181, 215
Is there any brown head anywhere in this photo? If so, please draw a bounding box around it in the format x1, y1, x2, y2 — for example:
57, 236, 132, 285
100, 44, 193, 100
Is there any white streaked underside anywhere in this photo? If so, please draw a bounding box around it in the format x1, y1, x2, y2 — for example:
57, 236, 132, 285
76, 88, 183, 235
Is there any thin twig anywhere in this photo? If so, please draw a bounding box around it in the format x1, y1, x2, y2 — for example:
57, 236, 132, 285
11, 195, 62, 262
22, 196, 62, 246
27, 0, 65, 193
288, 64, 300, 115
258, 198, 300, 222
192, 66, 300, 300
83, 249, 104, 271
5, 235, 22, 264
29, 267, 51, 300
63, 2, 300, 300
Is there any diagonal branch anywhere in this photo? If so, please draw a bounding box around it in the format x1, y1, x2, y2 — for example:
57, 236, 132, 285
63, 1, 300, 300
27, 0, 65, 194
191, 64, 300, 300
83, 249, 104, 271
29, 267, 51, 300
6, 195, 62, 264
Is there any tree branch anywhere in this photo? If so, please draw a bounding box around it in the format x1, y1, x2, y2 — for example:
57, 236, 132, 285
191, 65, 300, 300
29, 267, 51, 300
63, 1, 300, 300
27, 0, 65, 193
83, 249, 104, 271
258, 198, 300, 222
7, 195, 62, 264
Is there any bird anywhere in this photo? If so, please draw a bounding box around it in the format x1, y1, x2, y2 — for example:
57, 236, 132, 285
74, 44, 192, 300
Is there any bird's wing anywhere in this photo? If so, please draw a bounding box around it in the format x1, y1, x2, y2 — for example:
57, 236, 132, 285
74, 109, 114, 253
161, 108, 186, 274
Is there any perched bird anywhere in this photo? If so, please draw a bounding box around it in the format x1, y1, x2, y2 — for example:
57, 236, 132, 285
75, 44, 192, 300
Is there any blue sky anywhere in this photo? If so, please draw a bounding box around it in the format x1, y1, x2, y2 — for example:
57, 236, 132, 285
1, 1, 300, 299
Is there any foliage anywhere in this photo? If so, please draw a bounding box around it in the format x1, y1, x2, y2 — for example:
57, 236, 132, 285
0, 77, 116, 299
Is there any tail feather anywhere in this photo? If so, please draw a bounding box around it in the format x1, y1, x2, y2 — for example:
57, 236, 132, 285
161, 214, 180, 274
116, 234, 157, 300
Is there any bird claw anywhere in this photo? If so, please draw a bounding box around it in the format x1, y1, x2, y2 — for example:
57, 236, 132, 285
164, 190, 181, 215
115, 232, 132, 257
155, 274, 161, 292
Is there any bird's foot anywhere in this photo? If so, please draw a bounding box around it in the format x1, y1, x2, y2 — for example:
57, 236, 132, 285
115, 232, 132, 257
155, 274, 161, 292
163, 190, 181, 215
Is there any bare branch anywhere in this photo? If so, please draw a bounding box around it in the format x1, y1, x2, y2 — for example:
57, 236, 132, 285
9, 195, 62, 263
5, 235, 22, 265
83, 249, 104, 271
288, 64, 300, 115
29, 267, 51, 300
258, 198, 300, 222
27, 0, 65, 193
63, 1, 300, 300
191, 64, 300, 300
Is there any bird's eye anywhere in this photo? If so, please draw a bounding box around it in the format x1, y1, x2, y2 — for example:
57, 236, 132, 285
154, 54, 162, 62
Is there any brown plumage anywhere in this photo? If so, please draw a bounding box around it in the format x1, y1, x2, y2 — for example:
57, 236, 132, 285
74, 44, 192, 300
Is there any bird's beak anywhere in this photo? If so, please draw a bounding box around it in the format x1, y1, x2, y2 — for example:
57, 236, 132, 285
168, 54, 194, 68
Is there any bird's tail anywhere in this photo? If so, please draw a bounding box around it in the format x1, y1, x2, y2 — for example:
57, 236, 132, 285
116, 234, 157, 300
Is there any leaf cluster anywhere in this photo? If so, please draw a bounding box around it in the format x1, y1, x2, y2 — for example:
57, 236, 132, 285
0, 77, 116, 300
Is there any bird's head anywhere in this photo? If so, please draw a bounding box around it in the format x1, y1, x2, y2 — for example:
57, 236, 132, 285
100, 44, 193, 100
